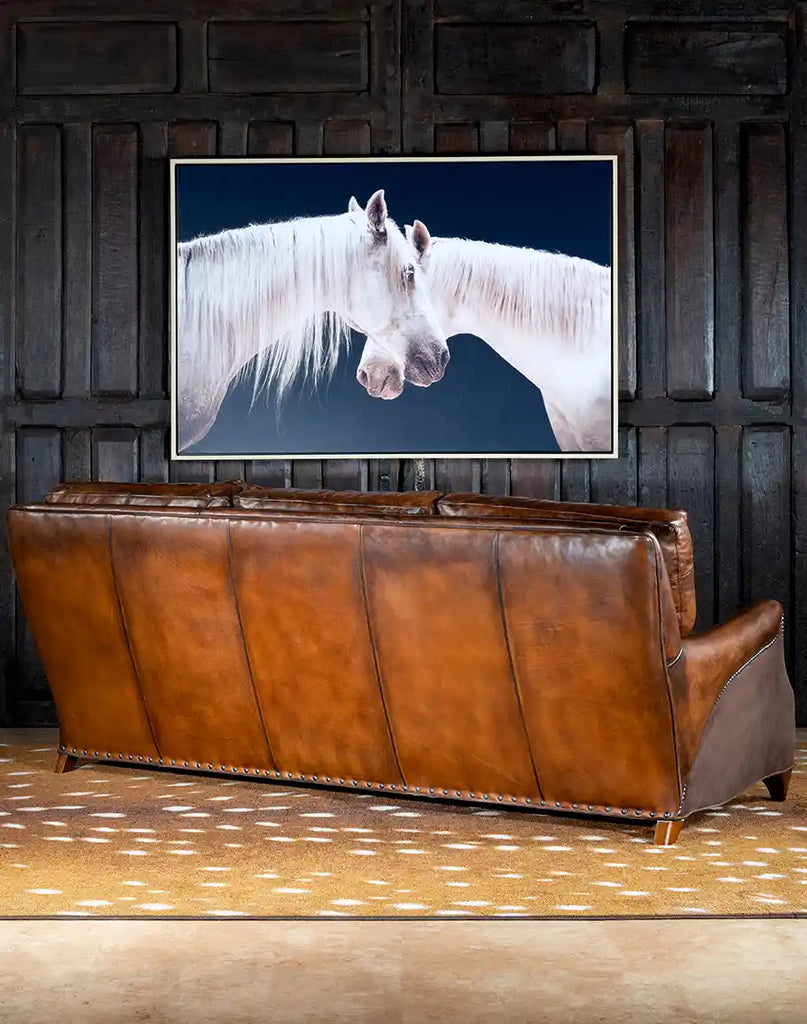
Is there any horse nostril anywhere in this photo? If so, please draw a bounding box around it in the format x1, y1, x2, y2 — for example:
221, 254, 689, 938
357, 368, 369, 388
439, 348, 450, 370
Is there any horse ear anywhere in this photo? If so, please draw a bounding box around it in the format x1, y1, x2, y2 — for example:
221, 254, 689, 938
348, 196, 361, 214
411, 219, 431, 258
404, 224, 414, 243
365, 189, 387, 235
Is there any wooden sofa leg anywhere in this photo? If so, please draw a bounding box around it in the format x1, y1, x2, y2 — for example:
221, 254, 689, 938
653, 819, 684, 846
763, 768, 793, 802
55, 753, 80, 774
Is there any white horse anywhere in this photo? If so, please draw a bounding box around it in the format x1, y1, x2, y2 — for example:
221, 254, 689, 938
355, 219, 613, 452
175, 191, 447, 451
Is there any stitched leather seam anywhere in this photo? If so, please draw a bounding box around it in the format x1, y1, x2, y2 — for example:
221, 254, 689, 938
493, 532, 544, 801
653, 536, 683, 810
106, 517, 161, 761
225, 521, 277, 770
357, 524, 406, 788
666, 648, 684, 669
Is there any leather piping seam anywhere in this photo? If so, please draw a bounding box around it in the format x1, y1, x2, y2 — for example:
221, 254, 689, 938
665, 648, 684, 669
652, 535, 683, 812
106, 517, 161, 760
676, 619, 784, 815
357, 524, 406, 788
225, 521, 277, 770
493, 531, 544, 800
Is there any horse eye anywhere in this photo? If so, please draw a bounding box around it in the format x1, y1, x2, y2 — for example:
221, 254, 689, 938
404, 264, 415, 283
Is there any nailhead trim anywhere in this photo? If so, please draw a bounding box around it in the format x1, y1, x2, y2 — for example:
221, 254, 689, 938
53, 745, 674, 821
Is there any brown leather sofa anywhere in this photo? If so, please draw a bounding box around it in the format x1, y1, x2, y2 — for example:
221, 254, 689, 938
7, 481, 795, 845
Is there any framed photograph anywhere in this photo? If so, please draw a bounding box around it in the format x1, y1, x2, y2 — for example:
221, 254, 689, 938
169, 156, 618, 461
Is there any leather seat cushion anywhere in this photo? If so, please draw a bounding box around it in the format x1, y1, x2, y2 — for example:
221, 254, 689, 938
233, 487, 441, 516
45, 481, 244, 508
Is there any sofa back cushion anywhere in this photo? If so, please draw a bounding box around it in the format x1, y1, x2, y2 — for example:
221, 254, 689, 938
233, 487, 441, 516
437, 493, 696, 636
45, 481, 242, 508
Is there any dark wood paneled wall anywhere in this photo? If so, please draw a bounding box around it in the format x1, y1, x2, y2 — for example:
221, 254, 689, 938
1, 1, 804, 726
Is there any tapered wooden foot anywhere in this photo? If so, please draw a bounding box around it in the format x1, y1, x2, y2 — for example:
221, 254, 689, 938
653, 819, 684, 846
763, 768, 793, 802
55, 752, 80, 774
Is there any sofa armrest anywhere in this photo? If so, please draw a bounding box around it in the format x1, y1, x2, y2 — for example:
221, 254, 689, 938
668, 600, 795, 816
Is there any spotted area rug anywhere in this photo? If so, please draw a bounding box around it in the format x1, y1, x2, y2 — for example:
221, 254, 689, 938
2, 733, 807, 918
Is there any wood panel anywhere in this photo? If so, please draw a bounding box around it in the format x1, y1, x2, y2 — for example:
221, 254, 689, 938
208, 21, 368, 93
1, 0, 805, 727
17, 125, 62, 398
665, 123, 714, 400
626, 22, 788, 95
742, 123, 790, 399
17, 21, 178, 95
434, 22, 596, 95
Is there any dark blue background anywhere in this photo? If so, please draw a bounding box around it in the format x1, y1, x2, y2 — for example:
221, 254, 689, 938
175, 159, 613, 457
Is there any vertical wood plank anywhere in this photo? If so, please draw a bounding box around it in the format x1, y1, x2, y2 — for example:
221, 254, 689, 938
64, 428, 91, 482
665, 122, 715, 399
713, 121, 742, 400
638, 426, 668, 510
742, 123, 790, 398
178, 20, 208, 94
742, 427, 791, 619
668, 426, 715, 630
139, 122, 168, 399
17, 125, 62, 398
560, 462, 591, 503
636, 121, 666, 398
509, 461, 560, 500
590, 427, 638, 506
715, 424, 742, 624
92, 125, 139, 397
62, 124, 92, 399
140, 428, 169, 483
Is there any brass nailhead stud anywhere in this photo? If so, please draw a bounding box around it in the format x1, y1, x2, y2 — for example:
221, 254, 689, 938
312, 775, 318, 781
390, 785, 396, 790
605, 807, 611, 812
106, 751, 111, 757
83, 749, 88, 755
300, 774, 306, 780
275, 771, 281, 777
621, 809, 628, 815
555, 802, 560, 808
497, 795, 503, 801
207, 764, 213, 769
572, 803, 578, 809
365, 782, 372, 788
415, 787, 421, 793
128, 755, 133, 760
118, 754, 123, 760
664, 812, 671, 818
526, 798, 531, 804
442, 789, 448, 795
511, 797, 517, 802
148, 757, 153, 763
429, 788, 435, 794
137, 756, 143, 761
588, 805, 594, 811
287, 773, 293, 778
650, 812, 656, 817
352, 781, 358, 787
339, 778, 345, 784
220, 765, 226, 771
635, 810, 642, 816
379, 784, 384, 789
483, 794, 488, 800
94, 750, 99, 756
326, 777, 331, 782
72, 748, 77, 753
403, 786, 408, 791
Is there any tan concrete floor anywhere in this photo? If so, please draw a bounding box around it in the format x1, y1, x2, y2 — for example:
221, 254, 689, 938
0, 919, 805, 1023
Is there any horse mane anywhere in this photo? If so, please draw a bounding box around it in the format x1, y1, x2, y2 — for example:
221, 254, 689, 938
426, 237, 610, 352
177, 213, 409, 403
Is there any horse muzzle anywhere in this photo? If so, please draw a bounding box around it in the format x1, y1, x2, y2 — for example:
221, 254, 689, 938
357, 364, 405, 400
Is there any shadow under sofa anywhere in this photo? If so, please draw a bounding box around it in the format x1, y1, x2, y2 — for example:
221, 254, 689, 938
6, 481, 796, 845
